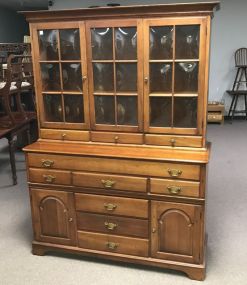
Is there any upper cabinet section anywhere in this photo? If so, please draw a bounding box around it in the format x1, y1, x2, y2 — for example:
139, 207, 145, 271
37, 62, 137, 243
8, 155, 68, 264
144, 18, 206, 135
33, 22, 90, 130
26, 2, 219, 145
86, 20, 143, 132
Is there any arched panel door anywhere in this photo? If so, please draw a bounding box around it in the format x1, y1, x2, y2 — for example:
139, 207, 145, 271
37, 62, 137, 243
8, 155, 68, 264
151, 201, 203, 263
31, 189, 76, 246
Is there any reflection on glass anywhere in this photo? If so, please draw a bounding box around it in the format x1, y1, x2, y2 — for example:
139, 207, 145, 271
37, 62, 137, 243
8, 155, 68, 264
91, 28, 113, 60
93, 63, 114, 92
150, 97, 172, 127
62, 63, 82, 91
43, 94, 63, 122
176, 25, 200, 59
117, 96, 137, 125
60, 29, 80, 60
115, 27, 137, 60
95, 96, 115, 124
64, 95, 84, 123
40, 63, 61, 91
175, 62, 198, 93
150, 26, 173, 60
38, 30, 59, 60
150, 63, 172, 92
174, 97, 197, 128
116, 63, 137, 92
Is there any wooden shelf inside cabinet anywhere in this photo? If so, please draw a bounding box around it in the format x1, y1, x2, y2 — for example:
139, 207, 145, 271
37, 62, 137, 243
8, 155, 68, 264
22, 1, 219, 281
208, 103, 224, 124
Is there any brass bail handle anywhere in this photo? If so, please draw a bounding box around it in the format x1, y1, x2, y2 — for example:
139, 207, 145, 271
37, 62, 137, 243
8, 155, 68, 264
104, 221, 118, 230
168, 168, 182, 177
167, 185, 182, 195
43, 174, 56, 183
104, 203, 117, 211
106, 242, 119, 250
41, 159, 54, 168
101, 179, 116, 188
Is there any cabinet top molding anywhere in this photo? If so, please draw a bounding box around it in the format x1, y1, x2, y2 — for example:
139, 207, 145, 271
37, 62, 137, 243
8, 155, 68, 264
21, 1, 220, 22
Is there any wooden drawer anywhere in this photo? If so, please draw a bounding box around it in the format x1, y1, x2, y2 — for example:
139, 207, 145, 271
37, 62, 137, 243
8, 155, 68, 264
77, 212, 148, 238
91, 131, 143, 144
150, 178, 200, 198
40, 129, 90, 141
28, 153, 200, 180
145, 134, 202, 148
207, 113, 223, 122
29, 168, 71, 185
75, 193, 148, 219
78, 231, 148, 257
72, 172, 147, 193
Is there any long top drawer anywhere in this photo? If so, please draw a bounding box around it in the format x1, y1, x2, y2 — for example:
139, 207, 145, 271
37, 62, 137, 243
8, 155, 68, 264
27, 153, 201, 180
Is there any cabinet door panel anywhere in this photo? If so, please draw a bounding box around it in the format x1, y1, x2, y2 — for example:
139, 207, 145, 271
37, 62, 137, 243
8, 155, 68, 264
87, 19, 143, 132
33, 22, 90, 131
144, 18, 207, 136
151, 201, 202, 263
31, 189, 76, 245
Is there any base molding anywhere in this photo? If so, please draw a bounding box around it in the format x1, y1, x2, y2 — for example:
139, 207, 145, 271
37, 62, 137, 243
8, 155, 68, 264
32, 241, 206, 281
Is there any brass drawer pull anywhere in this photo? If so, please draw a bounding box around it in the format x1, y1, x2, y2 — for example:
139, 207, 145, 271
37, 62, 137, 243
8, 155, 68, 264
170, 138, 176, 147
104, 203, 117, 211
167, 186, 182, 195
104, 221, 118, 230
168, 168, 182, 177
43, 174, 56, 183
101, 179, 116, 188
41, 159, 54, 168
106, 242, 119, 250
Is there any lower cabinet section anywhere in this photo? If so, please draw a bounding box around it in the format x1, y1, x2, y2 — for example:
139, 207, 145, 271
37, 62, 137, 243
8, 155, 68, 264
29, 188, 205, 280
151, 201, 203, 264
78, 231, 149, 257
30, 189, 77, 246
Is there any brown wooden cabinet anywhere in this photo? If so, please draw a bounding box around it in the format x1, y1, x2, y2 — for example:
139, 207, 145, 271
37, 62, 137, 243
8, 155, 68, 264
23, 2, 219, 281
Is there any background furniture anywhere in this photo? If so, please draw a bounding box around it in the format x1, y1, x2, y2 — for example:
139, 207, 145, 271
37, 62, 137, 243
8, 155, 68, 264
23, 2, 219, 281
0, 54, 36, 184
227, 48, 247, 121
208, 102, 224, 124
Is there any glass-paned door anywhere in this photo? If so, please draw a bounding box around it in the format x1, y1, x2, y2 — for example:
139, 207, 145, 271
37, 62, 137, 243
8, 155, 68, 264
144, 18, 206, 135
33, 22, 89, 129
87, 20, 143, 132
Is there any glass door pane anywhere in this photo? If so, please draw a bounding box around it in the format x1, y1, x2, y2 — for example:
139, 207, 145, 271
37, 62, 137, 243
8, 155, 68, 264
90, 23, 139, 130
146, 21, 201, 132
37, 26, 87, 128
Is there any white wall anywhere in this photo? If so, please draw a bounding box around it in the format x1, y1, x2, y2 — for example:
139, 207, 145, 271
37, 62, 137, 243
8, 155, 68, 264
0, 7, 29, 42
51, 0, 247, 113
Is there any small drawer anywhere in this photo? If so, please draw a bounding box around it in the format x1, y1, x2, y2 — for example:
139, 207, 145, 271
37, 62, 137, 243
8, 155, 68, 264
208, 113, 223, 122
29, 168, 71, 185
145, 134, 202, 148
91, 131, 143, 144
150, 178, 200, 198
73, 172, 147, 193
77, 212, 148, 238
78, 231, 148, 257
40, 129, 90, 141
75, 193, 148, 219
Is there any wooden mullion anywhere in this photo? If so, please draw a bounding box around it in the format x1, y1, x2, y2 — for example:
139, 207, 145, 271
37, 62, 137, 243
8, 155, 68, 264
112, 27, 117, 126
56, 29, 66, 123
171, 24, 176, 128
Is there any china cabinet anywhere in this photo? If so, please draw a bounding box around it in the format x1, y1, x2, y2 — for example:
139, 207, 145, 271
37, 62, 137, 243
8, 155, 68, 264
23, 2, 219, 281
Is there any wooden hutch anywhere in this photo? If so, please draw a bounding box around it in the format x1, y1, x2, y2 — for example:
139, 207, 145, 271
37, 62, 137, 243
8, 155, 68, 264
23, 2, 219, 280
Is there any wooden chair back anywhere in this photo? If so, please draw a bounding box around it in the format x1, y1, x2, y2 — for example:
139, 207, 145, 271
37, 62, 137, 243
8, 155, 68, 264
235, 48, 247, 67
